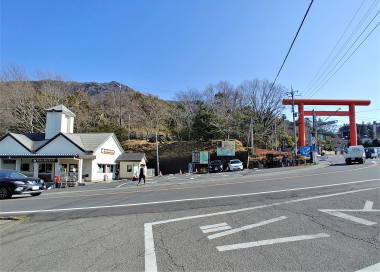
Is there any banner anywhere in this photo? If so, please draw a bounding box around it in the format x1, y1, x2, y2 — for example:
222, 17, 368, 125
217, 141, 235, 156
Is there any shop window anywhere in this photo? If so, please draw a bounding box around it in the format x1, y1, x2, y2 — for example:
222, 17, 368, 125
127, 165, 132, 172
109, 165, 114, 172
2, 159, 16, 170
21, 163, 30, 172
97, 164, 104, 173
69, 164, 77, 172
39, 164, 46, 173
39, 163, 53, 173
46, 164, 53, 173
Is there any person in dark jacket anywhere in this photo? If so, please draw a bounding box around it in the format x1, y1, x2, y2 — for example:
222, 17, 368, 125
137, 164, 147, 185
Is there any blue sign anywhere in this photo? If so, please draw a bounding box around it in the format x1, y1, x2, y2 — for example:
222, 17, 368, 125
300, 146, 311, 156
300, 146, 316, 156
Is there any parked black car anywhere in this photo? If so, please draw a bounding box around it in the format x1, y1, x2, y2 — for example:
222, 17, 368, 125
209, 160, 224, 173
0, 170, 45, 199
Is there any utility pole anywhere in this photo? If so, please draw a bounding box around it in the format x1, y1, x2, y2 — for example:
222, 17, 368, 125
250, 118, 254, 155
156, 131, 160, 176
116, 83, 122, 126
128, 114, 131, 140
286, 87, 299, 155
274, 119, 277, 151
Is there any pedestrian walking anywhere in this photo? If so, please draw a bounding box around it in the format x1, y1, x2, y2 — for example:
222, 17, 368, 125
137, 164, 147, 185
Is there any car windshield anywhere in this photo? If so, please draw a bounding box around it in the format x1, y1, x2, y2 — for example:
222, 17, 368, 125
0, 171, 27, 178
230, 160, 241, 164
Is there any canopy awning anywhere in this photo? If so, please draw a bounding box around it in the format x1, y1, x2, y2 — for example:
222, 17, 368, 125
0, 154, 96, 159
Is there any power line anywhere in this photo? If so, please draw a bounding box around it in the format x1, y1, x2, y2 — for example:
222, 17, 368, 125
308, 20, 380, 97
303, 0, 367, 96
304, 0, 379, 97
268, 0, 314, 92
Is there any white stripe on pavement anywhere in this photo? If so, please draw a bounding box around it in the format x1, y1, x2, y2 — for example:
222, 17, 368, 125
363, 200, 374, 211
202, 226, 232, 233
144, 223, 157, 272
144, 186, 379, 272
355, 263, 380, 272
207, 216, 287, 240
1, 179, 379, 215
319, 210, 377, 226
200, 222, 228, 230
216, 233, 330, 252
116, 183, 127, 188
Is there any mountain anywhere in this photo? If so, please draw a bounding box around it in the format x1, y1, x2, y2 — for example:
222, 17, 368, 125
28, 80, 136, 96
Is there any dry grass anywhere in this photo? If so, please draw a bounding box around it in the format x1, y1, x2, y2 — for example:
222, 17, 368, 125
122, 139, 246, 158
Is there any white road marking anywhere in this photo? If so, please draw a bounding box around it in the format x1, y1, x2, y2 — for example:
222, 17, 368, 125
200, 222, 228, 230
116, 183, 127, 188
144, 223, 157, 272
207, 216, 287, 240
202, 225, 232, 233
144, 187, 379, 272
319, 199, 379, 226
216, 233, 330, 252
319, 210, 377, 226
363, 200, 374, 211
355, 262, 380, 272
3, 179, 379, 216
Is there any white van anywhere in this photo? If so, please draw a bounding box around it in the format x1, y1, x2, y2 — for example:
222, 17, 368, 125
344, 145, 366, 165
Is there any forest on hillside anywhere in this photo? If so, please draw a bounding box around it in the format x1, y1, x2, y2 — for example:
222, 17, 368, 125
0, 64, 294, 149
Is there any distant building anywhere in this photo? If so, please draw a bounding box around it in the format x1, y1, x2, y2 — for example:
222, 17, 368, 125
0, 105, 124, 182
373, 121, 380, 140
117, 153, 147, 179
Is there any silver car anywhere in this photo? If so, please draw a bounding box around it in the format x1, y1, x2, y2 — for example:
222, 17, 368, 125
228, 159, 243, 171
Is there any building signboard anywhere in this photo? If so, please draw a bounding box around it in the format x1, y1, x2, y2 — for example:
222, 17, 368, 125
192, 151, 209, 164
101, 148, 115, 155
32, 158, 58, 163
217, 141, 235, 156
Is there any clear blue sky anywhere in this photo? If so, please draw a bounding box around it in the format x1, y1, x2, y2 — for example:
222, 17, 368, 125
1, 0, 379, 124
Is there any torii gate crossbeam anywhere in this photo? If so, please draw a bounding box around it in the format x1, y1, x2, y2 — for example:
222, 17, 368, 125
282, 99, 371, 147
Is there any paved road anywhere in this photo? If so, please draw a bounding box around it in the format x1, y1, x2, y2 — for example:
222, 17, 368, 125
0, 157, 379, 271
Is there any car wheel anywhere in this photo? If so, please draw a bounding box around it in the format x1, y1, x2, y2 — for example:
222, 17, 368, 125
31, 192, 41, 197
0, 186, 11, 199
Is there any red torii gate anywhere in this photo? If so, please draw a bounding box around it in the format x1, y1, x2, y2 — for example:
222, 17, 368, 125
282, 99, 371, 147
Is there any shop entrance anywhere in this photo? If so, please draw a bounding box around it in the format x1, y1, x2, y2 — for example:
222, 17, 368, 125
38, 162, 54, 182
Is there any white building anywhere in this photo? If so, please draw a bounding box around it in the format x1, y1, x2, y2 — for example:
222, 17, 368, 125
0, 105, 124, 183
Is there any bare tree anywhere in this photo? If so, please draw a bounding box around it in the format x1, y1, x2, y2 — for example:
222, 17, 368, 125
176, 89, 202, 140
237, 79, 286, 145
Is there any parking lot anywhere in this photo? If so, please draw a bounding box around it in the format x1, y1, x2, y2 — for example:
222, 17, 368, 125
147, 187, 380, 271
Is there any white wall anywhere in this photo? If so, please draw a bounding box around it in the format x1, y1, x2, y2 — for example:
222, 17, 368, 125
67, 116, 74, 133
93, 135, 123, 164
46, 112, 62, 139
45, 112, 74, 139
90, 135, 123, 181
0, 136, 31, 155
37, 135, 85, 155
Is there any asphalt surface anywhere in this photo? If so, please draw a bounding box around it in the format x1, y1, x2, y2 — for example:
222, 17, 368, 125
0, 156, 379, 272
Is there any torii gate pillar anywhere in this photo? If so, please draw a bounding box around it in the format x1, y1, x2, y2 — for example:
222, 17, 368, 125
282, 99, 371, 148
349, 103, 357, 147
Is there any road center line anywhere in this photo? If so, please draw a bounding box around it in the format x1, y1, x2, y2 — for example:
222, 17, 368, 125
1, 178, 379, 215
216, 233, 330, 252
14, 162, 377, 200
